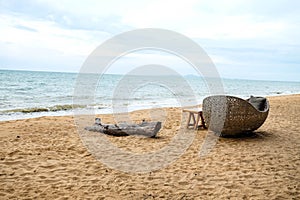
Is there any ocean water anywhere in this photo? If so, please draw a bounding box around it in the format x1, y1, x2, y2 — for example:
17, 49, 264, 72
1, 69, 300, 121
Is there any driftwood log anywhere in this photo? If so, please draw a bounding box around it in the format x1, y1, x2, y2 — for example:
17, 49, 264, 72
85, 118, 162, 137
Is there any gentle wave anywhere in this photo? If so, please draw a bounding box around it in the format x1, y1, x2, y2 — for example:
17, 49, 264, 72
1, 104, 87, 113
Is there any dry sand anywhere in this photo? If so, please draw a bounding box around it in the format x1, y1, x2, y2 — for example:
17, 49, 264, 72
0, 95, 299, 199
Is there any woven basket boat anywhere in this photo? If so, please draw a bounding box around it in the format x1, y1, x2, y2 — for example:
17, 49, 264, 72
202, 95, 269, 136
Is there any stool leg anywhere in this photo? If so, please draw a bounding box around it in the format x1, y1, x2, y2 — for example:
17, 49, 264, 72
200, 113, 207, 129
191, 113, 196, 127
186, 113, 192, 128
195, 113, 200, 130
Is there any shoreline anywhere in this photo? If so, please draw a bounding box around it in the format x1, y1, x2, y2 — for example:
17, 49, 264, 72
1, 93, 300, 123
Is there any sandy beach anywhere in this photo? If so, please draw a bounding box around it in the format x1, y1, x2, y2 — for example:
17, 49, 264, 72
0, 94, 299, 199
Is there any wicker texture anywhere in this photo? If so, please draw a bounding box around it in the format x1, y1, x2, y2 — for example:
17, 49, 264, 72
202, 95, 269, 136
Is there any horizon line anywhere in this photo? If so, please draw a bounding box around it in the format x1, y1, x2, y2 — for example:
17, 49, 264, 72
0, 68, 299, 83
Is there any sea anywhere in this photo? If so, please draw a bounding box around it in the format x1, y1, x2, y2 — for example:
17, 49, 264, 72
1, 69, 300, 121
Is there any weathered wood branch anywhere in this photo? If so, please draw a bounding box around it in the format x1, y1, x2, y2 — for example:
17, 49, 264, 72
85, 118, 161, 137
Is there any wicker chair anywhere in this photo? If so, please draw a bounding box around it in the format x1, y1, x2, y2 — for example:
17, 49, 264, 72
202, 95, 269, 136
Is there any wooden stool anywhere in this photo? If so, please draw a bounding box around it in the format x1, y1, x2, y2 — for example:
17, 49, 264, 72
183, 109, 207, 130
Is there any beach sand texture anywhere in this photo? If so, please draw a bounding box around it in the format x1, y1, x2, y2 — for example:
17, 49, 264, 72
0, 95, 299, 199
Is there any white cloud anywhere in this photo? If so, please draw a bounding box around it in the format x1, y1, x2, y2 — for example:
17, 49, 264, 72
121, 0, 198, 28
0, 13, 110, 56
106, 50, 199, 75
0, 0, 299, 81
184, 15, 286, 40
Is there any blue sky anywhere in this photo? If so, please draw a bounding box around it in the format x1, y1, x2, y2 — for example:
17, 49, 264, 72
0, 0, 299, 81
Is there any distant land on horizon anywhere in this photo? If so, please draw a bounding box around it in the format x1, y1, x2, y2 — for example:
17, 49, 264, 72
1, 68, 299, 83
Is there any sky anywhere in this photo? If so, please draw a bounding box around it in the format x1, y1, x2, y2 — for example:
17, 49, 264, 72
0, 0, 300, 81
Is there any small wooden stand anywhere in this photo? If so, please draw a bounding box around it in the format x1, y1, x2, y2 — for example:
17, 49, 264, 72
183, 108, 207, 130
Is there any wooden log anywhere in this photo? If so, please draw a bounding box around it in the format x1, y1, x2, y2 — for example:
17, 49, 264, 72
85, 118, 162, 137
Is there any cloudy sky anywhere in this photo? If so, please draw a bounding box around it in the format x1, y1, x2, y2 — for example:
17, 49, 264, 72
0, 0, 299, 81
